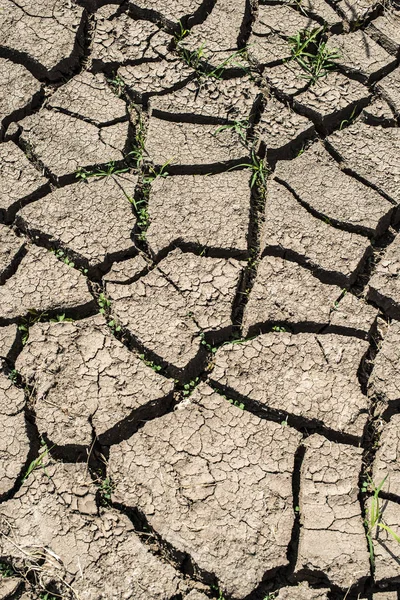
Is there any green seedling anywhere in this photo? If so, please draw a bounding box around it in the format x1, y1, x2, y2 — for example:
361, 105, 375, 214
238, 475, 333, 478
98, 292, 111, 315
200, 332, 217, 354
129, 196, 149, 240
18, 310, 47, 345
214, 119, 249, 143
234, 151, 268, 189
75, 162, 129, 181
107, 319, 121, 333
179, 44, 249, 81
339, 104, 358, 130
288, 27, 340, 84
143, 158, 174, 184
98, 476, 115, 507
138, 354, 162, 372
107, 74, 125, 97
23, 446, 52, 481
53, 248, 75, 269
50, 314, 73, 323
272, 325, 287, 332
128, 114, 147, 169
364, 475, 400, 566
40, 593, 59, 600
174, 20, 189, 44
229, 398, 245, 410
0, 562, 16, 578
182, 377, 200, 397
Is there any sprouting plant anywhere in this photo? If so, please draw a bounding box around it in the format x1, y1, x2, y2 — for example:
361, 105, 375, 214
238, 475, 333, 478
143, 158, 174, 184
364, 475, 400, 566
0, 562, 16, 578
53, 248, 75, 269
129, 196, 149, 241
98, 476, 115, 507
107, 74, 125, 97
272, 325, 287, 332
179, 44, 249, 81
228, 398, 245, 410
180, 43, 206, 73
174, 20, 189, 45
75, 162, 129, 181
214, 119, 249, 143
128, 114, 147, 169
50, 314, 73, 323
40, 592, 59, 600
23, 446, 51, 482
182, 377, 200, 397
264, 594, 277, 600
234, 151, 268, 189
199, 332, 217, 354
339, 104, 358, 130
18, 310, 47, 345
98, 292, 111, 315
288, 27, 340, 84
138, 354, 162, 372
8, 369, 18, 384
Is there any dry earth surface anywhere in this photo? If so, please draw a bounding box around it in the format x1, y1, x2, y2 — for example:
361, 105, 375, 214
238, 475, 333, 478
0, 0, 400, 599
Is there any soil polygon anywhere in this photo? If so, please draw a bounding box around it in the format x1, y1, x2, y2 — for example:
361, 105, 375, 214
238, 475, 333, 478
0, 59, 41, 139
146, 170, 251, 256
110, 383, 302, 598
368, 234, 400, 319
210, 332, 369, 437
368, 319, 400, 404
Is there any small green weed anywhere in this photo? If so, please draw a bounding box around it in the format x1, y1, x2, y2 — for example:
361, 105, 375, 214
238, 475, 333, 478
129, 114, 147, 169
130, 196, 149, 241
182, 377, 200, 397
288, 27, 340, 84
229, 398, 245, 410
234, 151, 268, 189
50, 314, 73, 323
107, 74, 125, 97
0, 562, 16, 578
98, 476, 115, 507
53, 248, 75, 269
98, 292, 111, 314
40, 592, 59, 600
179, 44, 248, 81
214, 119, 249, 143
200, 333, 217, 354
364, 475, 400, 567
75, 162, 129, 181
138, 354, 162, 373
143, 158, 174, 184
339, 104, 358, 130
18, 310, 47, 345
174, 20, 189, 45
272, 325, 287, 332
23, 446, 51, 482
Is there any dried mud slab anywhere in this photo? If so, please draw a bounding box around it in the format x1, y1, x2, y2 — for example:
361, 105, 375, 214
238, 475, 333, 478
0, 244, 93, 321
327, 31, 396, 82
276, 583, 330, 599
182, 0, 249, 64
91, 6, 170, 70
0, 59, 41, 138
145, 117, 247, 169
242, 256, 342, 333
0, 0, 85, 80
292, 71, 370, 129
18, 175, 138, 274
367, 9, 400, 55
0, 324, 19, 359
110, 383, 302, 598
336, 0, 380, 23
362, 97, 396, 125
119, 59, 193, 104
373, 594, 399, 600
242, 256, 377, 336
327, 122, 400, 206
275, 140, 394, 236
368, 234, 400, 319
19, 109, 129, 182
257, 96, 315, 159
0, 142, 48, 223
128, 0, 205, 27
372, 414, 400, 497
0, 461, 185, 599
0, 374, 28, 499
0, 224, 25, 283
211, 332, 369, 437
286, 0, 342, 27
150, 76, 260, 122
146, 171, 251, 256
367, 498, 400, 584
377, 68, 400, 119
107, 251, 243, 378
103, 253, 150, 284
16, 315, 174, 447
368, 319, 400, 404
261, 181, 371, 285
329, 292, 377, 337
47, 71, 128, 125
296, 435, 369, 588
252, 4, 318, 39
